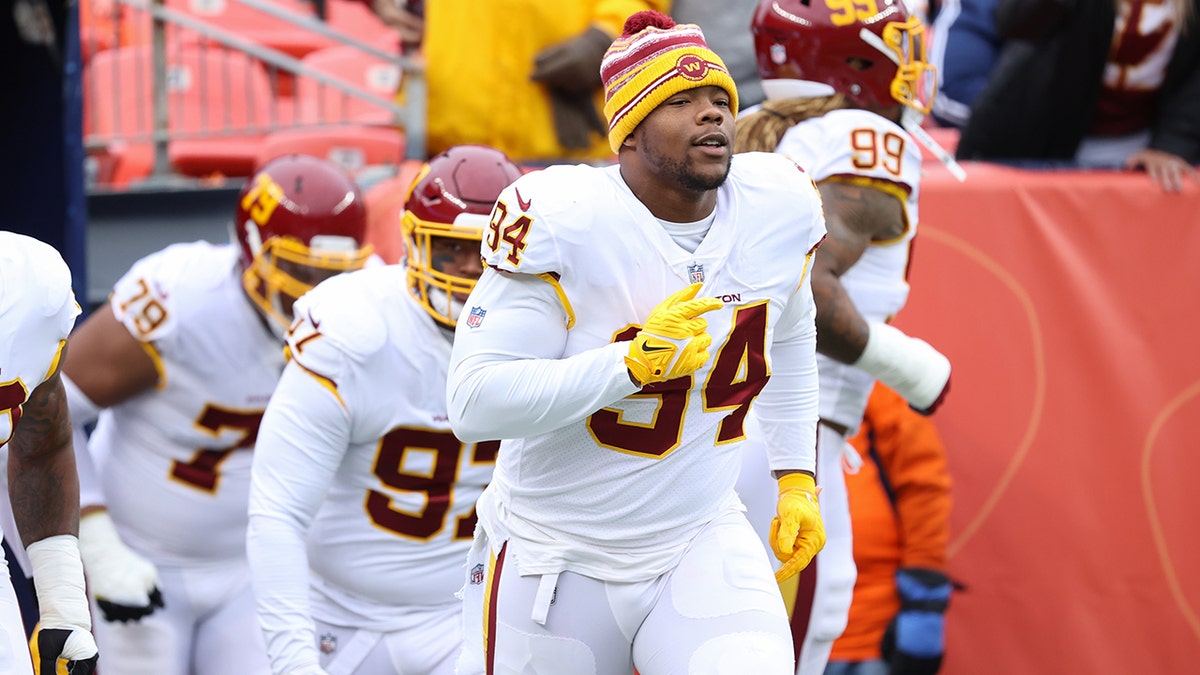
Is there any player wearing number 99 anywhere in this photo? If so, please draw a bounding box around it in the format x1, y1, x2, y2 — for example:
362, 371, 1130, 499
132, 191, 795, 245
446, 12, 828, 675
246, 144, 522, 675
59, 155, 372, 675
0, 232, 98, 675
732, 2, 952, 674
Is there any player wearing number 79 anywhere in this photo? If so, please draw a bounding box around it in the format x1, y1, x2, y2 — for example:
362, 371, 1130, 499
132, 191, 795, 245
59, 156, 372, 675
446, 12, 828, 675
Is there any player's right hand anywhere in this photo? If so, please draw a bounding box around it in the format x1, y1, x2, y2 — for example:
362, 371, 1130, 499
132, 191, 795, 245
769, 473, 826, 583
78, 510, 165, 622
625, 283, 722, 386
30, 624, 98, 675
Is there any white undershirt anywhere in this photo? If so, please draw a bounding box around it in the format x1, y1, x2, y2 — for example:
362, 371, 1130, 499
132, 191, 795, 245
657, 211, 715, 253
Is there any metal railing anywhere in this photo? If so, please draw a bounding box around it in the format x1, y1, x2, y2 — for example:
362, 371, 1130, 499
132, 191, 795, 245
83, 0, 425, 185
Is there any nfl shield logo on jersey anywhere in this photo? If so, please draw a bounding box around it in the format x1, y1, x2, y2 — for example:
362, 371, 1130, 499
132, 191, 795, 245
320, 633, 337, 654
467, 306, 486, 328
688, 263, 705, 284
470, 563, 486, 585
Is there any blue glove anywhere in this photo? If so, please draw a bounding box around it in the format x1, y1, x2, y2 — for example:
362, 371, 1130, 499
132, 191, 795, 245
882, 567, 952, 675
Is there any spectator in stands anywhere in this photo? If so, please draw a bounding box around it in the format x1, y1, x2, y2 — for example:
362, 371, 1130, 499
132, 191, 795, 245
928, 0, 1003, 129
956, 0, 1200, 192
824, 382, 954, 675
671, 0, 765, 109
370, 0, 670, 163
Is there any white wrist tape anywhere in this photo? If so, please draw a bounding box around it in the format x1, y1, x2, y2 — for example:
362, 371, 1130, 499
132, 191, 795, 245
26, 535, 92, 631
854, 322, 951, 411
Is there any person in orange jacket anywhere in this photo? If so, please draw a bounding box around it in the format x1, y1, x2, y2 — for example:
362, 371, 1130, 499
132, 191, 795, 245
825, 383, 954, 675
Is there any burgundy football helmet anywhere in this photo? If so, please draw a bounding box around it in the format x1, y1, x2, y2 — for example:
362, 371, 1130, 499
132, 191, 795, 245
751, 0, 936, 114
234, 154, 372, 336
402, 144, 523, 327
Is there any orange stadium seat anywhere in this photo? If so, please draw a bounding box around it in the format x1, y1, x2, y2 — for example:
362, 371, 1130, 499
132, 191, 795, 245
119, 0, 334, 58
255, 124, 405, 174
295, 44, 403, 127
84, 44, 278, 184
323, 0, 400, 50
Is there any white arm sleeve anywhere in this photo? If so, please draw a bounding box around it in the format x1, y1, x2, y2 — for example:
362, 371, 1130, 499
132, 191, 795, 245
447, 269, 641, 443
246, 363, 351, 675
753, 273, 820, 475
61, 373, 104, 509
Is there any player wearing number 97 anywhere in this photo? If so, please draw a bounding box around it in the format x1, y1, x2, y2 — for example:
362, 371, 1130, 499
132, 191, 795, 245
59, 155, 372, 675
246, 144, 522, 675
733, 2, 952, 674
446, 12, 828, 675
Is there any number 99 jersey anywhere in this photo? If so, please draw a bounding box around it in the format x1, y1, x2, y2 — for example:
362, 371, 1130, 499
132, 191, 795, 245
775, 108, 922, 431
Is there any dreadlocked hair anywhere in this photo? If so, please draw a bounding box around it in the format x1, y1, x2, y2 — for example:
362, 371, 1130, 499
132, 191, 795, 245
733, 94, 852, 153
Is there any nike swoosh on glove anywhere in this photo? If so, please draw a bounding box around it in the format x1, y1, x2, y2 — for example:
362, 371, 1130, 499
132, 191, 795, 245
625, 283, 723, 386
79, 510, 166, 622
769, 473, 826, 583
30, 624, 98, 675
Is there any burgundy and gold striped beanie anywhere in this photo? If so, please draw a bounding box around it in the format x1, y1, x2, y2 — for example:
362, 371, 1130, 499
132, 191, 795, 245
600, 11, 739, 153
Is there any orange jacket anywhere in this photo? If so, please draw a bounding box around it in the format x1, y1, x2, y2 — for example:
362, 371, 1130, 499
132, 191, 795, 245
828, 382, 953, 661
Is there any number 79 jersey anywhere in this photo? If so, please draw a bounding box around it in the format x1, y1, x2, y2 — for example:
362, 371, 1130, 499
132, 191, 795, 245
474, 156, 826, 579
88, 242, 287, 565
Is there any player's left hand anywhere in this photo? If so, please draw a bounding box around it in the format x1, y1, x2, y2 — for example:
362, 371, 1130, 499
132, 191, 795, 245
531, 27, 611, 93
769, 472, 825, 583
79, 510, 166, 622
30, 624, 98, 675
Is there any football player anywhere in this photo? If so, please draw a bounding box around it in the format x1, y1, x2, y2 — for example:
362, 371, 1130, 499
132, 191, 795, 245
733, 2, 953, 674
60, 155, 373, 675
447, 11, 827, 674
246, 144, 522, 675
0, 232, 99, 675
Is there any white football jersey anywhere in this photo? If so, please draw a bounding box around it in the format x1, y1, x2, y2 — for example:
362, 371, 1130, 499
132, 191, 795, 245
471, 155, 826, 581
277, 265, 495, 623
88, 242, 286, 565
0, 232, 80, 450
776, 108, 922, 431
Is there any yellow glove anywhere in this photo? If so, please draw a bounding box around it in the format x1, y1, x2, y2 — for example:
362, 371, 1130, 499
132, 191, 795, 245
769, 472, 826, 583
624, 283, 723, 386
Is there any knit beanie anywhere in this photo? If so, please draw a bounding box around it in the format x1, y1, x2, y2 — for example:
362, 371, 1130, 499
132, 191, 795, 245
600, 11, 739, 153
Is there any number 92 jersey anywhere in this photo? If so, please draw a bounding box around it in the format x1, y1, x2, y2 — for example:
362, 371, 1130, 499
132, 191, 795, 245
0, 232, 80, 448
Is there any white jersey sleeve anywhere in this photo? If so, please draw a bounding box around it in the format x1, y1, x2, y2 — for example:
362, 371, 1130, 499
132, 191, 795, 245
448, 167, 643, 442
0, 232, 80, 448
248, 361, 350, 674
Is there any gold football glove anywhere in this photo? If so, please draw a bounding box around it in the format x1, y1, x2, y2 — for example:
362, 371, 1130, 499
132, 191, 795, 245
769, 472, 826, 583
624, 283, 722, 386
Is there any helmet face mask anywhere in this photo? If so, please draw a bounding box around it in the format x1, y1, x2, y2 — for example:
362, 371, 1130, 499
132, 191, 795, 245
402, 145, 523, 328
235, 155, 372, 337
752, 0, 936, 114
